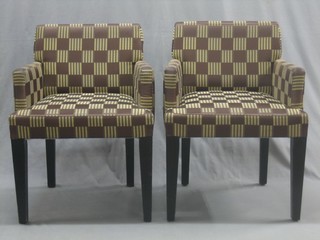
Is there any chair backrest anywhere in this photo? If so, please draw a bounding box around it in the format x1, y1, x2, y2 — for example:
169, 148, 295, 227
172, 21, 282, 95
34, 23, 143, 97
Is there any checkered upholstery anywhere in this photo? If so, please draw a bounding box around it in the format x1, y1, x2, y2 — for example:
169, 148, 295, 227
34, 23, 143, 97
172, 21, 281, 95
165, 91, 308, 138
164, 21, 308, 138
9, 93, 154, 139
9, 23, 154, 140
134, 61, 155, 112
272, 59, 305, 109
13, 62, 43, 110
164, 59, 183, 110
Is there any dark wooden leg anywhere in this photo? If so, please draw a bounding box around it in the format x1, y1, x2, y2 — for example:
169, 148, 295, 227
139, 137, 152, 222
291, 137, 307, 221
126, 138, 134, 187
11, 139, 28, 224
259, 138, 269, 185
46, 139, 56, 188
181, 138, 190, 186
167, 136, 179, 221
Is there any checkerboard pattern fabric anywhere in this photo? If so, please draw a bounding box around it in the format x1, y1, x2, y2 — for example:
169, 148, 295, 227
164, 90, 308, 138
164, 21, 308, 138
34, 23, 143, 97
9, 93, 154, 139
134, 61, 155, 112
163, 59, 183, 110
172, 21, 282, 95
9, 23, 154, 140
272, 59, 305, 109
13, 62, 43, 110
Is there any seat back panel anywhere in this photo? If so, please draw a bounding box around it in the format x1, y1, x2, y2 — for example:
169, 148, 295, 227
172, 21, 282, 95
34, 23, 143, 97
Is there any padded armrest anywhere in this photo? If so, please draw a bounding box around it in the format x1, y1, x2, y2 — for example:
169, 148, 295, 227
133, 61, 155, 113
12, 62, 43, 110
163, 59, 182, 111
272, 59, 306, 109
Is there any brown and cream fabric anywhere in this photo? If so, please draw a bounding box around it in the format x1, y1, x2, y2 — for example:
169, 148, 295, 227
272, 59, 305, 109
163, 59, 183, 110
13, 62, 43, 110
165, 90, 308, 138
171, 21, 282, 95
34, 23, 143, 97
164, 21, 308, 138
9, 23, 154, 140
134, 61, 155, 112
9, 93, 153, 139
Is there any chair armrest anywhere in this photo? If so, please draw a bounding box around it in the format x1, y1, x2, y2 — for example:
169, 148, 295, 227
272, 59, 306, 109
163, 59, 182, 111
12, 62, 43, 110
134, 61, 155, 113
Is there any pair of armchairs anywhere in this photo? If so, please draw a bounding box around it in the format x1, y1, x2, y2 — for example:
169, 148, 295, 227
9, 21, 308, 224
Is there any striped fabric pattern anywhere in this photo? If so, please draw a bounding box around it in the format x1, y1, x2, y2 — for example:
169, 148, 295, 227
165, 90, 308, 138
9, 93, 154, 139
272, 59, 305, 109
163, 59, 183, 110
34, 23, 143, 97
13, 62, 43, 110
134, 61, 155, 112
172, 21, 282, 95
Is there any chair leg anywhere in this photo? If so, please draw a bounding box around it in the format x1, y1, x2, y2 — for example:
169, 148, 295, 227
11, 139, 28, 224
259, 138, 269, 185
181, 138, 190, 186
291, 137, 307, 221
126, 138, 134, 187
139, 137, 152, 222
166, 136, 179, 221
46, 139, 56, 188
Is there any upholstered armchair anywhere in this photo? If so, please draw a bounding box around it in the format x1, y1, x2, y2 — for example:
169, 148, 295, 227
164, 21, 308, 221
9, 23, 154, 223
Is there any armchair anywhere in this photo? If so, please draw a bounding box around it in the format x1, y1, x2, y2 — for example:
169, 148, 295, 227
9, 23, 154, 223
164, 21, 308, 221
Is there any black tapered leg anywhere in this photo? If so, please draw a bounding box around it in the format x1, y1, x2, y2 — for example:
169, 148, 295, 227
167, 136, 180, 221
259, 138, 269, 185
291, 137, 307, 221
139, 137, 152, 222
46, 139, 56, 188
126, 138, 134, 187
11, 139, 28, 224
181, 138, 190, 186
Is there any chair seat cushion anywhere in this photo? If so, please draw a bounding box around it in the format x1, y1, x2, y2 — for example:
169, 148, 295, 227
9, 93, 154, 139
165, 90, 308, 138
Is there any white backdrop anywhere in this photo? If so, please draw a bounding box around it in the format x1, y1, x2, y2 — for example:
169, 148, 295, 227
0, 0, 320, 239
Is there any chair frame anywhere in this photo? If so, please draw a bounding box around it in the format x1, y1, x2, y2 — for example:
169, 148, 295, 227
10, 23, 154, 224
164, 21, 308, 222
